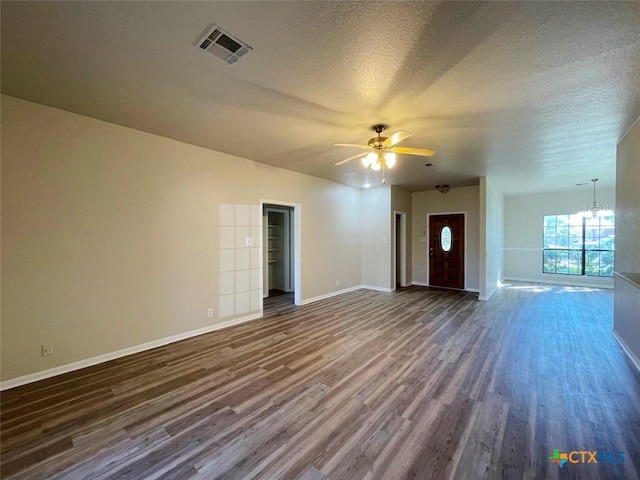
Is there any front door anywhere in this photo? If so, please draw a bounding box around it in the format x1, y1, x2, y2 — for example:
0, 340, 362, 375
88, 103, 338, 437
429, 213, 465, 289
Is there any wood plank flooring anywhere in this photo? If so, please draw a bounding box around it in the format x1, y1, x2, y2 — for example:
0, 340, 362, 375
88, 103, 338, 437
1, 283, 639, 479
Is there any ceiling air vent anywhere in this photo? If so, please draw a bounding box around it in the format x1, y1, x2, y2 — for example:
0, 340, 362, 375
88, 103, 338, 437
194, 24, 252, 65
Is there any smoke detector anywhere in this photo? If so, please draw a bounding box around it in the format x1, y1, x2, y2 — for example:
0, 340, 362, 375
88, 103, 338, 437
194, 24, 252, 65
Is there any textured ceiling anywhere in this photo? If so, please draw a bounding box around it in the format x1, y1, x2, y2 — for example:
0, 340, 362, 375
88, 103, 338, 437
2, 1, 639, 194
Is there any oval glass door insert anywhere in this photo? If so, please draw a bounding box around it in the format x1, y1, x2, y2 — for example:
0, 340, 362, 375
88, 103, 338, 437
440, 225, 453, 252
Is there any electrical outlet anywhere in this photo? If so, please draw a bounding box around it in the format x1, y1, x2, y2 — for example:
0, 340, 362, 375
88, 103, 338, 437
245, 237, 254, 246
532, 270, 536, 276
207, 308, 214, 318
382, 237, 387, 244
336, 280, 340, 286
41, 344, 54, 357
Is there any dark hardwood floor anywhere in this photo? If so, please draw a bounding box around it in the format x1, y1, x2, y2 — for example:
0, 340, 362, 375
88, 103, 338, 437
264, 291, 295, 315
1, 283, 639, 479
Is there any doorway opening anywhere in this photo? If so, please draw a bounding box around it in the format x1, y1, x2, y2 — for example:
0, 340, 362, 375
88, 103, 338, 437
427, 212, 466, 290
262, 202, 301, 310
394, 211, 407, 290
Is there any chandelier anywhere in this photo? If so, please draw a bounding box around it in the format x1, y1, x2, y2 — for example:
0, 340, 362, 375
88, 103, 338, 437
577, 178, 613, 217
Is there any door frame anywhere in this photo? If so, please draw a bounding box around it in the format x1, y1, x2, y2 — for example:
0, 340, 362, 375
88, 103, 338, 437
393, 211, 407, 290
260, 199, 302, 307
426, 211, 467, 290
264, 207, 292, 293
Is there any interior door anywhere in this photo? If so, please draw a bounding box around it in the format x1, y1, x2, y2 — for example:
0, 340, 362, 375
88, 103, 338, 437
429, 213, 465, 289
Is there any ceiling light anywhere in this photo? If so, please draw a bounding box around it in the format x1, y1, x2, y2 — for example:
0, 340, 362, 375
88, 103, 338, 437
363, 184, 371, 189
577, 178, 613, 217
435, 184, 451, 193
384, 152, 396, 168
361, 152, 376, 168
335, 124, 435, 185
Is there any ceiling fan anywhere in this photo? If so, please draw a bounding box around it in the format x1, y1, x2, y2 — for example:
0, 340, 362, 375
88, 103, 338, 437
334, 124, 435, 184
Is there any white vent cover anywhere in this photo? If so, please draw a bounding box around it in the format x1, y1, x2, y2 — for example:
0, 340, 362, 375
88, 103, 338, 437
194, 24, 252, 65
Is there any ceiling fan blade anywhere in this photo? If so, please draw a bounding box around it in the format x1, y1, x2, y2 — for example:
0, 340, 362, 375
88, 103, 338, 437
334, 152, 368, 166
382, 131, 412, 148
391, 146, 435, 157
334, 143, 371, 149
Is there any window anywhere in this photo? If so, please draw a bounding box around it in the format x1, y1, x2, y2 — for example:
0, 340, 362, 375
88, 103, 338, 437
440, 225, 452, 252
543, 214, 614, 277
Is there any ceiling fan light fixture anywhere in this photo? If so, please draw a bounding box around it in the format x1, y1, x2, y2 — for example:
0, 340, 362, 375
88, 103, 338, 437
384, 152, 396, 168
334, 124, 434, 184
362, 152, 376, 168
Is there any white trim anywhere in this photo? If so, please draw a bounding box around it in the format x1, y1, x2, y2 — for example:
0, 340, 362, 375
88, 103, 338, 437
299, 285, 362, 305
0, 313, 262, 391
361, 285, 394, 293
426, 211, 467, 289
300, 284, 396, 306
411, 280, 480, 293
503, 276, 614, 289
611, 329, 640, 375
615, 271, 640, 290
411, 281, 479, 294
619, 114, 640, 144
478, 285, 498, 301
260, 199, 302, 306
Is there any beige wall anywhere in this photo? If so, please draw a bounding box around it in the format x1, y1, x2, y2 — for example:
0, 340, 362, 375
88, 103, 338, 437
361, 187, 392, 290
479, 177, 505, 300
615, 119, 640, 275
504, 187, 615, 288
411, 186, 480, 291
1, 95, 363, 382
391, 186, 412, 289
614, 118, 640, 368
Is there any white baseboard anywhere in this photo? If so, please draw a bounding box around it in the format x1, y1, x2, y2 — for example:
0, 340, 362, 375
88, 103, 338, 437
360, 285, 393, 293
301, 284, 415, 307
412, 281, 479, 295
0, 312, 263, 391
611, 329, 640, 376
478, 285, 498, 302
503, 276, 614, 290
300, 285, 363, 306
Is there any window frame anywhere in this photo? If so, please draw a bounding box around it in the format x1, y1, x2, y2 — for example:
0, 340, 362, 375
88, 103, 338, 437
542, 213, 614, 278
